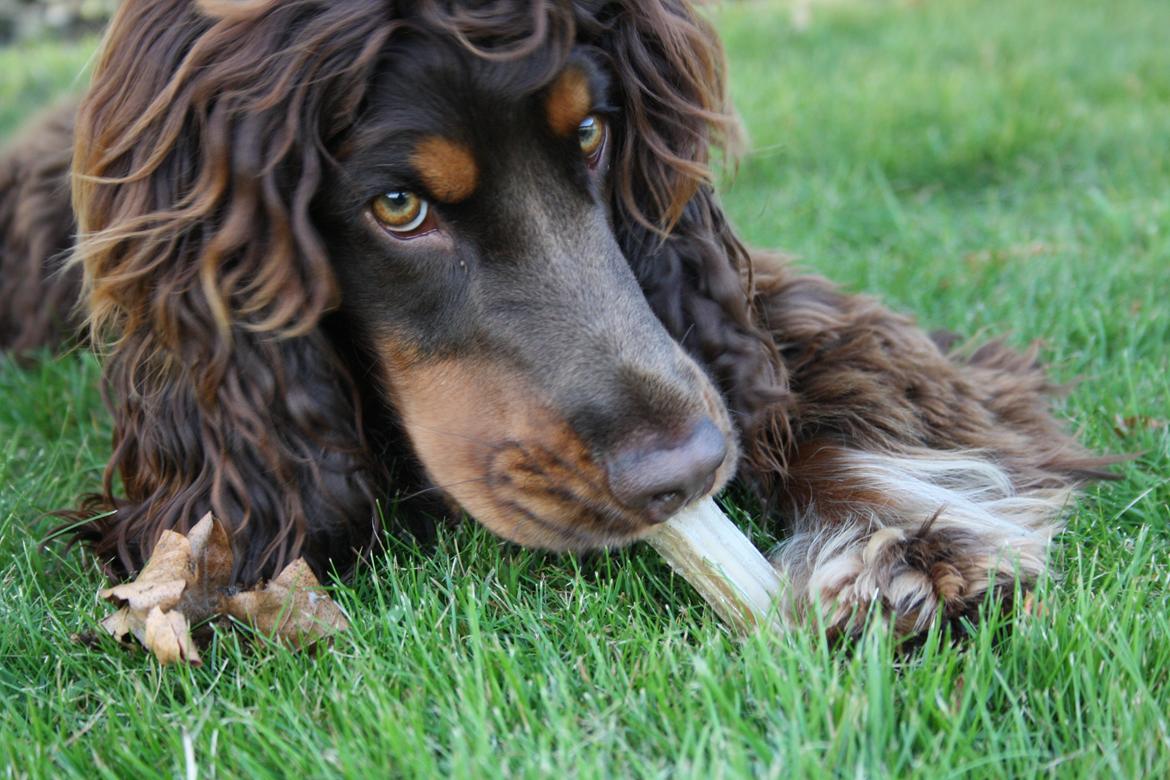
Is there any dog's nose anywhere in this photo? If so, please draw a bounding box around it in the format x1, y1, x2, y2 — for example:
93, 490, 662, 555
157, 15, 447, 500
606, 418, 728, 523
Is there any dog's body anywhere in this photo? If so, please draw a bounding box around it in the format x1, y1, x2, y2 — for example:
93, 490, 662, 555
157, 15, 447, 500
0, 0, 1108, 638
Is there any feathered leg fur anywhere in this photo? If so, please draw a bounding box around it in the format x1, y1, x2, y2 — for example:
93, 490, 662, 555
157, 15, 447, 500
747, 252, 1111, 637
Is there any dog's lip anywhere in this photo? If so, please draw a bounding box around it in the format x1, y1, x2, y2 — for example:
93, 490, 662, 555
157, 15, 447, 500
557, 468, 727, 544
477, 421, 736, 547
476, 475, 645, 548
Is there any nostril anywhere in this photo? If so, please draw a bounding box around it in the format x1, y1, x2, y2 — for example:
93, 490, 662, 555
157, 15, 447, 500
606, 417, 728, 523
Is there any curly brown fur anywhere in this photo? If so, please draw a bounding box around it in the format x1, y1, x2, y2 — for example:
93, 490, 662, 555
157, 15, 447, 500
0, 102, 83, 354
60, 0, 756, 582
745, 253, 1115, 636
1, 0, 1112, 640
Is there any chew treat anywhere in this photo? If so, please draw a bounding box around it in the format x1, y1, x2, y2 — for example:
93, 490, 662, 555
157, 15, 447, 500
647, 498, 786, 635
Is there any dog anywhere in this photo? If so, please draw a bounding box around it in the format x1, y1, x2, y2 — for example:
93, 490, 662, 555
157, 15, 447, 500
0, 0, 1111, 638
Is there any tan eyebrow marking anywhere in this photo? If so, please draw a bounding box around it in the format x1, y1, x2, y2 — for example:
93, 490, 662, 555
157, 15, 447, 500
545, 67, 592, 137
410, 136, 479, 203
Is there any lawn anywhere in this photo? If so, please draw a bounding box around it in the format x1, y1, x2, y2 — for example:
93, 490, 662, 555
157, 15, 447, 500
2, 0, 1168, 777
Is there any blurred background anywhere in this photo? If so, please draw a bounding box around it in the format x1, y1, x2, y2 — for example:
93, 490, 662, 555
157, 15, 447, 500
0, 0, 114, 43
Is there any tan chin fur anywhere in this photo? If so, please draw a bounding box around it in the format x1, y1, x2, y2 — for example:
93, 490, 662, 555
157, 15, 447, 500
770, 447, 1072, 637
381, 351, 737, 551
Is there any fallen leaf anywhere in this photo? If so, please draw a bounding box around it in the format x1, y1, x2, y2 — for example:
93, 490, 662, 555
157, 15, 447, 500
143, 606, 201, 666
225, 558, 349, 648
183, 513, 235, 616
1112, 414, 1168, 437
95, 513, 346, 665
99, 528, 192, 612
101, 606, 134, 643
188, 512, 234, 585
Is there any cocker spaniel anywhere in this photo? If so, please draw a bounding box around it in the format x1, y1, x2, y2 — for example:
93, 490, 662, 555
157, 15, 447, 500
0, 0, 1110, 638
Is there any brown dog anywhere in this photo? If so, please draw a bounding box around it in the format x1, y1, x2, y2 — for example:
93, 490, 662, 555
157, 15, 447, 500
0, 0, 1109, 638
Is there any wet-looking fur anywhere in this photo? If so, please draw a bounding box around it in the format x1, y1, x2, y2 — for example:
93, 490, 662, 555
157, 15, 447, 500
0, 0, 1113, 639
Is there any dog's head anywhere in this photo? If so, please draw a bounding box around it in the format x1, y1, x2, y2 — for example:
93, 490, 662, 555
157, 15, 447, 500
74, 0, 776, 566
320, 28, 741, 548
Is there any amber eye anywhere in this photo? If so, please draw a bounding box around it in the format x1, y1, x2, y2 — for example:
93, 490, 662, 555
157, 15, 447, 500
372, 191, 428, 232
577, 115, 605, 156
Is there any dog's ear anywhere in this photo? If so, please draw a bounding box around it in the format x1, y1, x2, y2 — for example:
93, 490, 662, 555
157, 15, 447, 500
0, 102, 80, 355
69, 0, 395, 581
594, 0, 790, 447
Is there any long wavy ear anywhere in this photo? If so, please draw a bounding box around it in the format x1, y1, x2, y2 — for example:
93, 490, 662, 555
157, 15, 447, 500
591, 0, 792, 471
0, 102, 81, 355
69, 0, 397, 581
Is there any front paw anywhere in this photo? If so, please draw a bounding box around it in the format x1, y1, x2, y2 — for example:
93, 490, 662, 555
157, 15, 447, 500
771, 448, 1071, 638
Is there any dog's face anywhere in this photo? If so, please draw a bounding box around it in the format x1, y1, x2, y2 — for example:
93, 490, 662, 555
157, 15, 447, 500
318, 37, 737, 550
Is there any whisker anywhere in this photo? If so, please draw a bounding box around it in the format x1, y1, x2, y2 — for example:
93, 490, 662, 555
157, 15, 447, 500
395, 476, 489, 502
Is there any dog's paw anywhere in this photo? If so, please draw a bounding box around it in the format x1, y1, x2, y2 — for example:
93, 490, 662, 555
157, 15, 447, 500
771, 448, 1071, 638
780, 522, 1046, 637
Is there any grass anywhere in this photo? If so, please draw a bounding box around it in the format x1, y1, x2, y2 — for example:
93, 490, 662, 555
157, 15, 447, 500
2, 0, 1168, 776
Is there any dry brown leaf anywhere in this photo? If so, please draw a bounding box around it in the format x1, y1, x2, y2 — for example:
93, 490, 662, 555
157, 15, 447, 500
1112, 414, 1168, 437
97, 513, 346, 665
188, 512, 234, 587
143, 606, 201, 666
224, 558, 349, 648
100, 606, 134, 642
99, 528, 192, 612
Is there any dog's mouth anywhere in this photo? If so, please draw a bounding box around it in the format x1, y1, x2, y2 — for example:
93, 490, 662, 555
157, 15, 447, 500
484, 439, 664, 548
480, 420, 733, 549
381, 351, 738, 550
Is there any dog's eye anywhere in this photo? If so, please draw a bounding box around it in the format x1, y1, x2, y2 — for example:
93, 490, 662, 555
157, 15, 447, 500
372, 191, 430, 234
578, 115, 606, 158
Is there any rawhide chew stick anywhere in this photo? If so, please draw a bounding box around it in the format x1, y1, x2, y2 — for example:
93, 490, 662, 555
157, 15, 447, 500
646, 497, 785, 636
